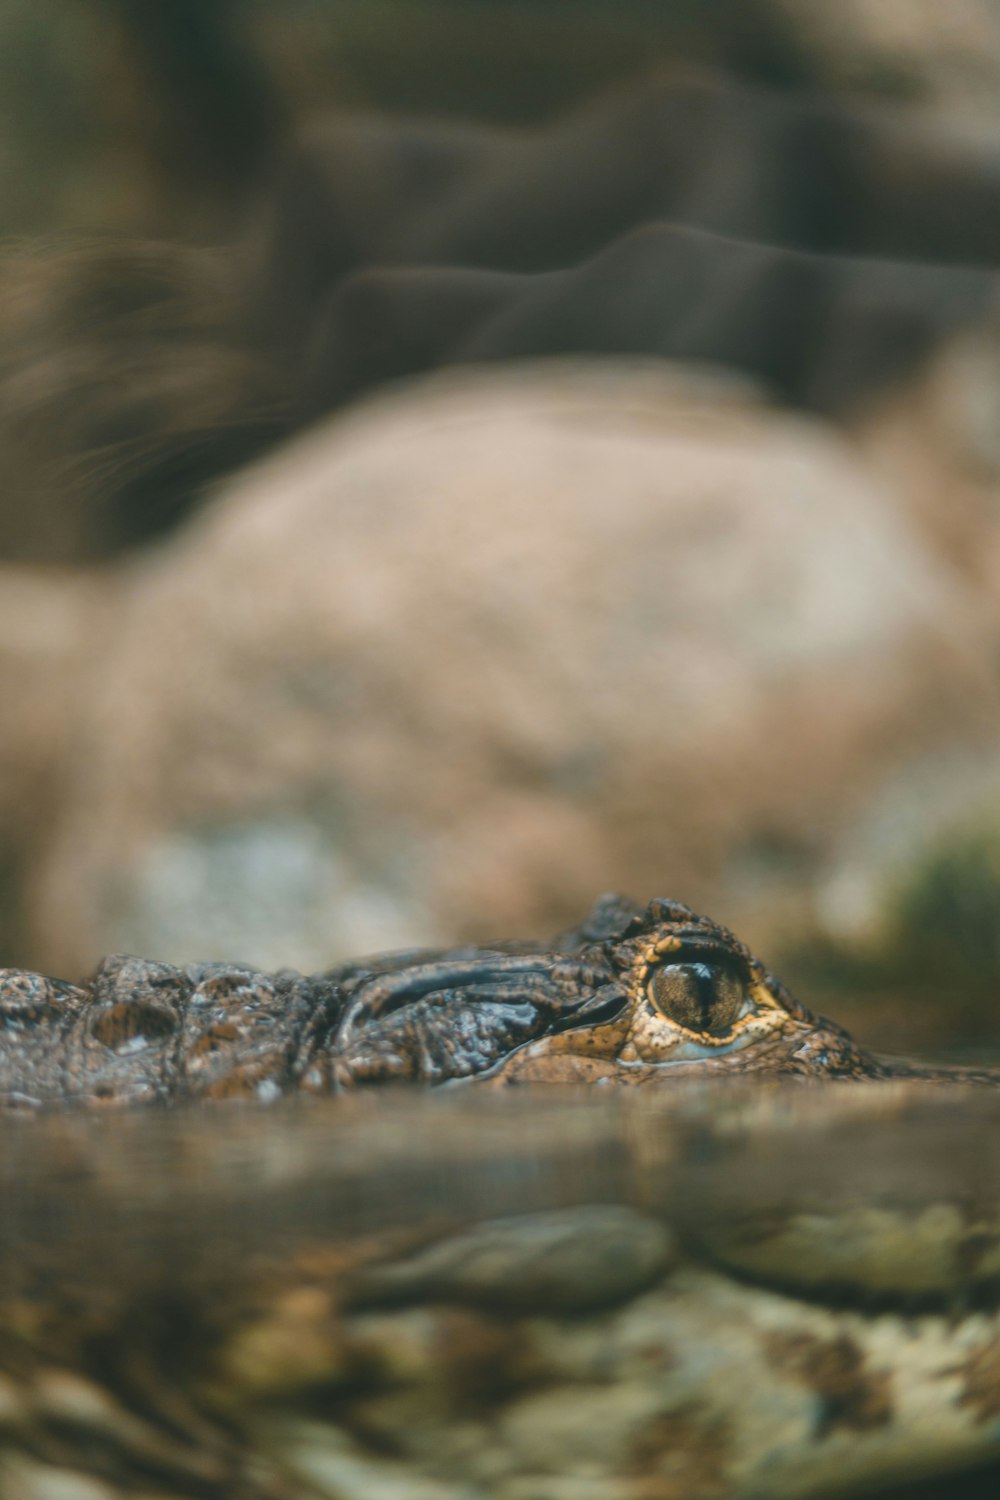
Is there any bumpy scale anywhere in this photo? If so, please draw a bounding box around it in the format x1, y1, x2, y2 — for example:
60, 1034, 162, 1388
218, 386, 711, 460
1, 896, 994, 1108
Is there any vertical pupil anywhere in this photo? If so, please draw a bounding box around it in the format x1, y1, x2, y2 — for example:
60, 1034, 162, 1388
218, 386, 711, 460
649, 960, 745, 1034
687, 963, 716, 1030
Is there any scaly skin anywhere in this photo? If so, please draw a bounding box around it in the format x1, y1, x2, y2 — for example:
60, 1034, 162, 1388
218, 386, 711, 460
1, 894, 997, 1108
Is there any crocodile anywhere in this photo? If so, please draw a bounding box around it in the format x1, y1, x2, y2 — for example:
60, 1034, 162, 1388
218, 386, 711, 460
4, 897, 1000, 1500
3, 894, 998, 1110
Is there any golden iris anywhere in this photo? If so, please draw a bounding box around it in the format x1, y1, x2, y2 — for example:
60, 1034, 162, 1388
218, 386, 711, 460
648, 960, 747, 1036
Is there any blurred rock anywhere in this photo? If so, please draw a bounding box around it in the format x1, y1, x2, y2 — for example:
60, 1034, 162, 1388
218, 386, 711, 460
0, 567, 111, 964
770, 0, 1000, 110
3, 0, 1000, 248
5, 69, 1000, 570
22, 361, 1000, 982
252, 1, 1000, 128
855, 324, 1000, 605
260, 71, 1000, 424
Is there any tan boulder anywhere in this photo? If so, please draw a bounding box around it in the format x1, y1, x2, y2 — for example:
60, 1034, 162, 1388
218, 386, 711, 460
21, 361, 1000, 980
769, 0, 1000, 111
0, 567, 112, 963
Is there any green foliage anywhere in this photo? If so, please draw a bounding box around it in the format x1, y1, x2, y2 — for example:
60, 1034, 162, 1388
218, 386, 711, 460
884, 831, 1000, 1005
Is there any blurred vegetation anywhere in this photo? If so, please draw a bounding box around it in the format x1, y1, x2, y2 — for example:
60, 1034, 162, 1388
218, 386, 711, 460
782, 830, 1000, 1061
884, 831, 1000, 1012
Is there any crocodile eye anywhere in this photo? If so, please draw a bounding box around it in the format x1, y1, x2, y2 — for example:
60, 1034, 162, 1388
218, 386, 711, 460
648, 961, 748, 1036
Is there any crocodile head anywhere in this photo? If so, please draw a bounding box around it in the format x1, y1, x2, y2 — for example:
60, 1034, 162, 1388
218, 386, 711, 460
7, 893, 994, 1106
328, 896, 879, 1089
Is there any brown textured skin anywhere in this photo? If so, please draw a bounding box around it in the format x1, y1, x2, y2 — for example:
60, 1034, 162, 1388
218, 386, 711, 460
1, 895, 996, 1109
